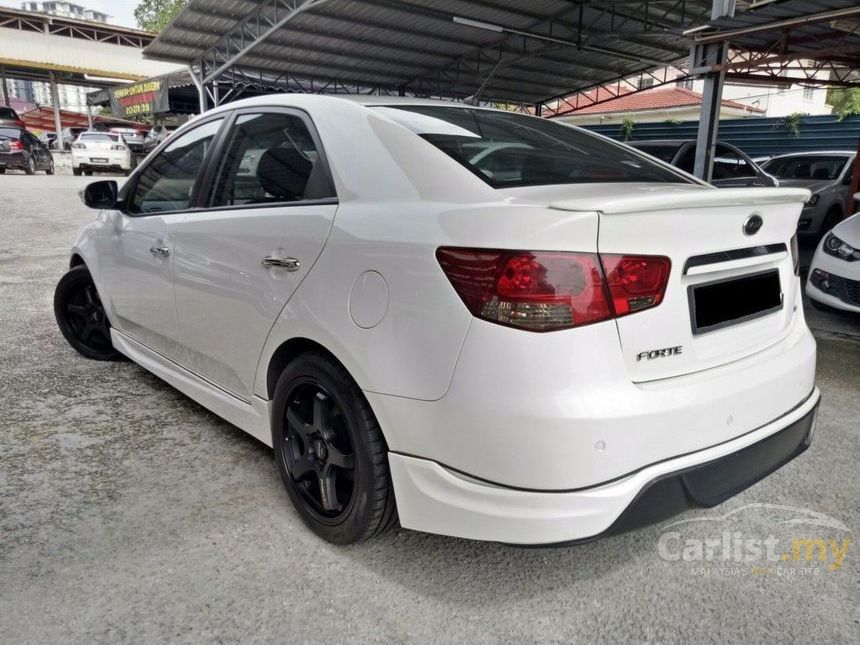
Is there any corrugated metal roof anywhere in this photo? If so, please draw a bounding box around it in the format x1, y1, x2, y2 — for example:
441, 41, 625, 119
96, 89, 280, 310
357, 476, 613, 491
700, 0, 860, 62
143, 0, 716, 105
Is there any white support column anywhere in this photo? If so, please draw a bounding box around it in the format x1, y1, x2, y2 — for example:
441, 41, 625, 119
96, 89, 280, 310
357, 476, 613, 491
188, 64, 207, 114
49, 70, 63, 145
1, 66, 9, 107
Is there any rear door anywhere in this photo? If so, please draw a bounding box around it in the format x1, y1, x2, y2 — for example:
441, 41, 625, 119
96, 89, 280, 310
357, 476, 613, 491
172, 109, 338, 400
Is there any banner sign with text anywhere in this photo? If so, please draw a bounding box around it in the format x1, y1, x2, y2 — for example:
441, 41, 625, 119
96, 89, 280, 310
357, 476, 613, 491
109, 78, 169, 118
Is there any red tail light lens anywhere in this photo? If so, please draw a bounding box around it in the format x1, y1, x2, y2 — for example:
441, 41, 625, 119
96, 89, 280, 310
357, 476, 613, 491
436, 248, 613, 331
8, 140, 23, 151
437, 248, 670, 331
600, 254, 671, 316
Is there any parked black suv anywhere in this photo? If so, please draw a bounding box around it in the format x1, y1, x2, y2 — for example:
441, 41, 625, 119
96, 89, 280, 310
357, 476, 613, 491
0, 125, 54, 175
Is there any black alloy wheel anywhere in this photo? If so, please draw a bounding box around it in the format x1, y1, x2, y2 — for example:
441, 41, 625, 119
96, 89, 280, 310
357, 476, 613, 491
272, 352, 397, 544
25, 155, 35, 175
283, 382, 357, 519
54, 265, 122, 361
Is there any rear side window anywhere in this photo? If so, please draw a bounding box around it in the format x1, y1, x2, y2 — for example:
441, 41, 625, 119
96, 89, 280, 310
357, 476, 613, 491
208, 112, 335, 207
713, 145, 756, 179
129, 118, 223, 214
0, 127, 22, 140
376, 106, 689, 187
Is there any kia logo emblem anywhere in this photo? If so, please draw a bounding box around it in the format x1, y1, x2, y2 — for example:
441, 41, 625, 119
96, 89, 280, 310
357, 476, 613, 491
743, 215, 763, 236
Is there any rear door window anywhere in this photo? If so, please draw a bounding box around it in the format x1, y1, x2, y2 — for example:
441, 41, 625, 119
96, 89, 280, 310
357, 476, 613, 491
208, 112, 335, 207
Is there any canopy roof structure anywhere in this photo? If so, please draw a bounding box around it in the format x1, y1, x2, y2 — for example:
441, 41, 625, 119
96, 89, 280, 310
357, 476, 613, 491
143, 0, 718, 110
693, 0, 860, 88
139, 0, 860, 182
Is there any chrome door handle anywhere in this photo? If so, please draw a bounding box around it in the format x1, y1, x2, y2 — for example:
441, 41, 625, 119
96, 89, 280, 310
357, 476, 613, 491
150, 245, 170, 257
262, 254, 300, 271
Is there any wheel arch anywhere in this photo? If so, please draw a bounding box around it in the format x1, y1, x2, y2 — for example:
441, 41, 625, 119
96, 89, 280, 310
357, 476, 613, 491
264, 337, 352, 401
70, 253, 86, 269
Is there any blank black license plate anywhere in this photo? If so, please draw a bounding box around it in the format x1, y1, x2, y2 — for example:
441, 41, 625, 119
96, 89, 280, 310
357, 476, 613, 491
689, 269, 782, 334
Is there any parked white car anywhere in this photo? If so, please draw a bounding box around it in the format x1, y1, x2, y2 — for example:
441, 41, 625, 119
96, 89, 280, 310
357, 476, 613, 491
71, 131, 134, 176
806, 197, 860, 313
54, 96, 819, 545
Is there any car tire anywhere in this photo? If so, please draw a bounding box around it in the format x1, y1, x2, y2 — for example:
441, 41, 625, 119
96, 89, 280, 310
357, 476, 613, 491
819, 206, 842, 238
0, 167, 5, 174
25, 155, 35, 175
84, 169, 93, 176
54, 265, 123, 361
45, 158, 54, 175
272, 351, 397, 544
72, 167, 82, 176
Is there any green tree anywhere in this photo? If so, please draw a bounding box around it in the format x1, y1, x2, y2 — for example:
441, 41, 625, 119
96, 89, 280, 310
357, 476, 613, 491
827, 88, 860, 120
135, 0, 188, 32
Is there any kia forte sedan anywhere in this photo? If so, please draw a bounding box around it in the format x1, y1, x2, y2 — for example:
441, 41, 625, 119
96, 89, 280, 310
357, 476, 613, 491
55, 96, 819, 545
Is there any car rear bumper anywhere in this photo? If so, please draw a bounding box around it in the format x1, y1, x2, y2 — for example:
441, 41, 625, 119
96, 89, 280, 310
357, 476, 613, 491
0, 151, 26, 169
71, 151, 132, 170
369, 296, 816, 492
388, 389, 819, 544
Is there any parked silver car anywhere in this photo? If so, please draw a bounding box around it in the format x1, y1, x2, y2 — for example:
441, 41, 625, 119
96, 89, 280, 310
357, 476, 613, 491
761, 152, 856, 237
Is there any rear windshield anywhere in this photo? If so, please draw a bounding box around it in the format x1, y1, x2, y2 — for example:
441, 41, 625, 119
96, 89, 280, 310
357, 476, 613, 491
762, 155, 849, 180
0, 127, 22, 139
80, 133, 119, 142
0, 107, 19, 120
376, 106, 690, 188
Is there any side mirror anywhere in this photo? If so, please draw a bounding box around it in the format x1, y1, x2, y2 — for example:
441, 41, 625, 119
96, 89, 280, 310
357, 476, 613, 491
80, 180, 119, 210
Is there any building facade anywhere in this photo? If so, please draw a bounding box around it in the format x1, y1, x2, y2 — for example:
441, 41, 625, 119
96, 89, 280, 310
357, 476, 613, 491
2, 2, 108, 115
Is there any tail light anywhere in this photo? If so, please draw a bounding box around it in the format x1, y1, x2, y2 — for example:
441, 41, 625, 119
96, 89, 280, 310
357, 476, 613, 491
8, 140, 23, 151
72, 143, 86, 149
436, 248, 670, 332
111, 144, 127, 151
600, 254, 671, 316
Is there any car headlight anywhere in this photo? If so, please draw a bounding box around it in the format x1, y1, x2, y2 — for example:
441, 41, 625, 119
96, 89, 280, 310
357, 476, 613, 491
806, 194, 820, 207
823, 234, 859, 261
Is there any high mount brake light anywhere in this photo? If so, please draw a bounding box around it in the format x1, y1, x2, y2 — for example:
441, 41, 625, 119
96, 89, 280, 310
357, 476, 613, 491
436, 247, 670, 332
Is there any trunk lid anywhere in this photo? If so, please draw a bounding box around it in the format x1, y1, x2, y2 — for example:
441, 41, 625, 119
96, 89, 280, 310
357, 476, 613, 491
549, 185, 810, 381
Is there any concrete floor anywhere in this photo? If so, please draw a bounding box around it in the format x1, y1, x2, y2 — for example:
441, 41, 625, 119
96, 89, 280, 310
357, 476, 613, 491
1, 173, 858, 644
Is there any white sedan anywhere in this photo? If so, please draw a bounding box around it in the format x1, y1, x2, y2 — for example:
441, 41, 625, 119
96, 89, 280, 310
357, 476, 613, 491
54, 95, 819, 545
807, 201, 860, 313
71, 131, 134, 176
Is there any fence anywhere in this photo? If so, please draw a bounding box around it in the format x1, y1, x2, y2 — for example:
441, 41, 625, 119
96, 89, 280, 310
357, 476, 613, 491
583, 114, 860, 158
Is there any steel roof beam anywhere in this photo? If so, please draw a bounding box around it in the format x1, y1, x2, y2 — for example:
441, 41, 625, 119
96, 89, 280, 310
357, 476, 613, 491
201, 0, 330, 84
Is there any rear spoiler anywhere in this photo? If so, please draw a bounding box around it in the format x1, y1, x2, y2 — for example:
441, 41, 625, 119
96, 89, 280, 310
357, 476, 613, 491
550, 187, 811, 215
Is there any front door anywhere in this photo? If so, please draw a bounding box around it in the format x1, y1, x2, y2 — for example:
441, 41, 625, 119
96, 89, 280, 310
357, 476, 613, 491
173, 110, 338, 400
98, 118, 225, 359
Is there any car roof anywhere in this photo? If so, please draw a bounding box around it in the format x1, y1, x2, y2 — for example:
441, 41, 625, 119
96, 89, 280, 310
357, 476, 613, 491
201, 94, 510, 119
